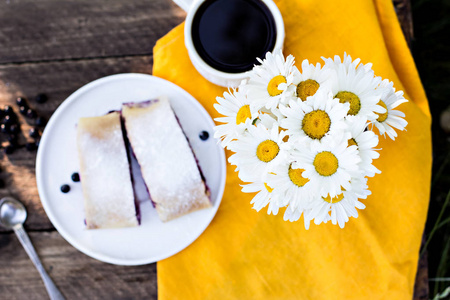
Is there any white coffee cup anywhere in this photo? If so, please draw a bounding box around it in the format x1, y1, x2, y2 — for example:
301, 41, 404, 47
173, 0, 285, 87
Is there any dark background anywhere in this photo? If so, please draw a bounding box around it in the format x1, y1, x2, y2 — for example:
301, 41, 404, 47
0, 0, 447, 298
412, 0, 450, 296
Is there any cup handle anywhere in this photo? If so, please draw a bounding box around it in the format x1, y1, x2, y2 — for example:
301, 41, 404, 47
172, 0, 194, 12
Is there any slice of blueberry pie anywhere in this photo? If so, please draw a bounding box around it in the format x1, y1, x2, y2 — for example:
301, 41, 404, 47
77, 112, 139, 229
122, 96, 211, 222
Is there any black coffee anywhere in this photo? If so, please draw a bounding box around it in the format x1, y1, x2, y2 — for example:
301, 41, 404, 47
191, 0, 277, 73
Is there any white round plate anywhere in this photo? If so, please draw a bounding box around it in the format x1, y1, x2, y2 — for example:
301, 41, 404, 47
36, 73, 226, 265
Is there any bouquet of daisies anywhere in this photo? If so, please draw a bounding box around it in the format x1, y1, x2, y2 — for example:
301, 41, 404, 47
214, 50, 408, 229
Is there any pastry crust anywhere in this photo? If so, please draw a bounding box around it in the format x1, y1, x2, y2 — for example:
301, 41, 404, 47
77, 112, 138, 229
122, 97, 211, 222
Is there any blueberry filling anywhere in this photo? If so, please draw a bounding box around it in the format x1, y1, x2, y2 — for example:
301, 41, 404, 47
121, 101, 160, 210
119, 112, 141, 224
173, 108, 211, 200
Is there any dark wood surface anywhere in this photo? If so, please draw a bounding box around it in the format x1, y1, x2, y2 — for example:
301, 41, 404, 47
0, 1, 182, 299
0, 1, 427, 299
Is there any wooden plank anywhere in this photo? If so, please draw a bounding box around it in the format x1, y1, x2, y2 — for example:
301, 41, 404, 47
0, 0, 185, 64
0, 231, 157, 299
0, 229, 429, 300
0, 55, 153, 231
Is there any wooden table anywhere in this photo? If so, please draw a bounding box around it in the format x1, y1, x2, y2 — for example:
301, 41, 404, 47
0, 1, 428, 299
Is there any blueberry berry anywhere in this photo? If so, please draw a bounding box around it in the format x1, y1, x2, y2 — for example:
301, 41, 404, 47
35, 116, 46, 127
29, 127, 40, 138
25, 142, 37, 151
5, 144, 15, 154
0, 124, 8, 133
26, 108, 37, 119
3, 105, 14, 115
16, 97, 28, 107
60, 184, 70, 193
35, 93, 48, 104
7, 134, 18, 144
71, 172, 80, 182
19, 106, 27, 115
9, 124, 20, 134
3, 115, 15, 126
199, 130, 209, 141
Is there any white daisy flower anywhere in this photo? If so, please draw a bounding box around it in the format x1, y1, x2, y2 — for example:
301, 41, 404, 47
370, 79, 408, 140
212, 50, 409, 228
254, 110, 279, 128
323, 53, 385, 121
213, 89, 259, 148
294, 59, 334, 102
228, 123, 288, 182
283, 205, 301, 222
292, 134, 361, 198
283, 205, 312, 230
307, 177, 370, 228
245, 48, 300, 110
346, 117, 381, 177
265, 106, 287, 124
322, 52, 373, 74
265, 161, 313, 211
279, 90, 349, 144
241, 181, 279, 215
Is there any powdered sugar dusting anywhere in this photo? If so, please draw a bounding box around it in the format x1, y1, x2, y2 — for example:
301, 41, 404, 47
122, 97, 211, 222
77, 112, 138, 229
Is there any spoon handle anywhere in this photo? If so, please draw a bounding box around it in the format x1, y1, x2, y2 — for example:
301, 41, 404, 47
14, 225, 65, 300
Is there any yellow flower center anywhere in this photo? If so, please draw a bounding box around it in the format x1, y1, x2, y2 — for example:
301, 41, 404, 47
302, 110, 331, 140
288, 165, 309, 187
323, 193, 345, 203
236, 105, 251, 125
297, 79, 320, 101
264, 183, 273, 193
267, 75, 287, 96
313, 151, 339, 176
256, 140, 280, 163
335, 91, 361, 116
348, 138, 358, 148
376, 100, 388, 122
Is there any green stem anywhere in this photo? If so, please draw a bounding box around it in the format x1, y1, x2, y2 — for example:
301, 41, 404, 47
434, 239, 450, 295
421, 188, 450, 257
432, 153, 450, 188
436, 217, 450, 230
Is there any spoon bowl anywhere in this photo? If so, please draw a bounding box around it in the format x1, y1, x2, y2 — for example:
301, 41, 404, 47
0, 197, 27, 229
0, 196, 64, 299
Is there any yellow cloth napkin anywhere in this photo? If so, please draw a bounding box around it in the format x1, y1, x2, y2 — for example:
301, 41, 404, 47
153, 0, 432, 298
